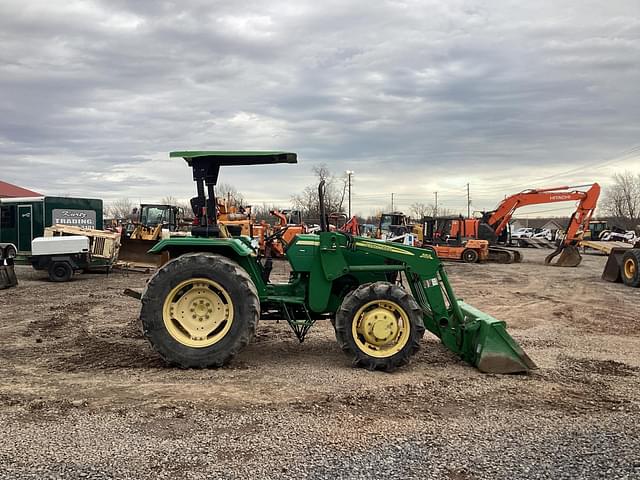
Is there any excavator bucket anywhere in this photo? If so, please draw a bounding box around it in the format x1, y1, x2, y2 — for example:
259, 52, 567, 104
602, 248, 626, 283
544, 244, 582, 267
457, 301, 537, 374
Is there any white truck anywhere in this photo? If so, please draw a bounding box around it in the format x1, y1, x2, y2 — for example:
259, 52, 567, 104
30, 236, 91, 282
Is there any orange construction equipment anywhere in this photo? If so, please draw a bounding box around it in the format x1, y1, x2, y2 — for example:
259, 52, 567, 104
266, 209, 306, 257
341, 215, 360, 235
422, 216, 489, 263
481, 183, 601, 267
446, 217, 522, 264
329, 213, 361, 235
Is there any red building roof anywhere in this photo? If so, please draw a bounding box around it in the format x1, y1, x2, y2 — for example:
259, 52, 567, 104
0, 180, 42, 198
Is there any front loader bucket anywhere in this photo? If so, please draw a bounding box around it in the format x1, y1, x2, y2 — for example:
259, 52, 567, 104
118, 237, 163, 267
544, 244, 581, 267
458, 301, 536, 374
602, 249, 625, 283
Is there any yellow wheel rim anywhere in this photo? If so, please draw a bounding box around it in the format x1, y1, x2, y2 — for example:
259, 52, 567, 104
624, 258, 636, 279
162, 278, 234, 348
351, 300, 411, 358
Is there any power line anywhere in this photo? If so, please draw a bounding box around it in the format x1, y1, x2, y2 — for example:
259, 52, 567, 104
470, 145, 640, 195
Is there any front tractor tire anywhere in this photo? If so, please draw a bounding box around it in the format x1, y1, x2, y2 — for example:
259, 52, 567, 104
335, 282, 425, 372
140, 253, 259, 368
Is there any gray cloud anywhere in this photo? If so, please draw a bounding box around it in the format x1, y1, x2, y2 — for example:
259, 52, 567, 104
1, 0, 639, 216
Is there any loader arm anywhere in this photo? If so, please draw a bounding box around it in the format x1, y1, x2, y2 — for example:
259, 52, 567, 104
314, 234, 536, 373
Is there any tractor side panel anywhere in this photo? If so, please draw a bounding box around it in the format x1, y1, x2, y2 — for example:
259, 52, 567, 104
285, 236, 319, 272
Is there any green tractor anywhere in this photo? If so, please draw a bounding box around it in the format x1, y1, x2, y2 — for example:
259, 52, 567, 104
139, 151, 535, 373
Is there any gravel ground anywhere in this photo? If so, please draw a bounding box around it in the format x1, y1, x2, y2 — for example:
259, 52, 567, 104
1, 248, 639, 479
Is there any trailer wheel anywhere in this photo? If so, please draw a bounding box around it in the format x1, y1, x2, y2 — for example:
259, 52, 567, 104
334, 282, 424, 371
4, 244, 16, 259
621, 249, 640, 287
140, 253, 259, 368
462, 248, 479, 263
48, 261, 73, 282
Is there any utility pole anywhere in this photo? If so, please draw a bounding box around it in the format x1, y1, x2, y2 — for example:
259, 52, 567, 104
434, 191, 438, 217
391, 192, 394, 211
466, 183, 471, 218
346, 170, 353, 218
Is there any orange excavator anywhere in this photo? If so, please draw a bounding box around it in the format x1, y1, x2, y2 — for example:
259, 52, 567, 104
478, 183, 601, 266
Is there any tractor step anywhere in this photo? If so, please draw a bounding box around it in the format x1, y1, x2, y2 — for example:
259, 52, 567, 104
280, 301, 316, 343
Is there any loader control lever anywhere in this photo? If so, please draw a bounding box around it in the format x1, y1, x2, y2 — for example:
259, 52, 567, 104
264, 226, 291, 250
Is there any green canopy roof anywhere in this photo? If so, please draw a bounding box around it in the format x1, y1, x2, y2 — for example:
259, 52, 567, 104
170, 151, 297, 166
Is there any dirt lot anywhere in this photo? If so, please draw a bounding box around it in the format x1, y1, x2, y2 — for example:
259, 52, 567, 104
1, 249, 639, 479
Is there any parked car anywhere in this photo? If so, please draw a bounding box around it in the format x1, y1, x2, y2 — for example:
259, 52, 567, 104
511, 227, 534, 240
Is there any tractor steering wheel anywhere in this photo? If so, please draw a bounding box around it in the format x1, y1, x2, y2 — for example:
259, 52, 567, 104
264, 226, 291, 250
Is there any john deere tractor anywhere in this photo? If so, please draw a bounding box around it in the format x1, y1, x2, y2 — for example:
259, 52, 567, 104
139, 151, 535, 373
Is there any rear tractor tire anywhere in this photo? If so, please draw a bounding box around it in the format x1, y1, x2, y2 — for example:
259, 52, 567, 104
622, 249, 640, 288
462, 248, 479, 263
140, 253, 259, 368
334, 282, 425, 371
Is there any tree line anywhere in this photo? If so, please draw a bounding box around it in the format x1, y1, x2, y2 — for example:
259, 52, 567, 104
105, 168, 640, 232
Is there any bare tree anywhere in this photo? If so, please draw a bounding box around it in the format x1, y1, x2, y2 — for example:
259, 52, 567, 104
105, 198, 134, 219
602, 171, 640, 229
291, 164, 348, 221
161, 196, 178, 206
409, 202, 456, 221
410, 202, 430, 220
217, 183, 245, 207
251, 203, 285, 223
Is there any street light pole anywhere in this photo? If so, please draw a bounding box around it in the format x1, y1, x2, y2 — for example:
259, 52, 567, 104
346, 170, 354, 218
434, 191, 438, 217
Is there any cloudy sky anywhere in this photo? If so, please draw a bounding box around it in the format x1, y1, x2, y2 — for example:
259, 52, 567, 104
1, 0, 639, 217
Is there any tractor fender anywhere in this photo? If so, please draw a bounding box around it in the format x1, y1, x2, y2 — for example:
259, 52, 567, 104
148, 237, 254, 258
142, 237, 266, 299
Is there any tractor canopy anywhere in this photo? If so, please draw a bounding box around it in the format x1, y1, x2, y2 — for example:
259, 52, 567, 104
170, 151, 297, 167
